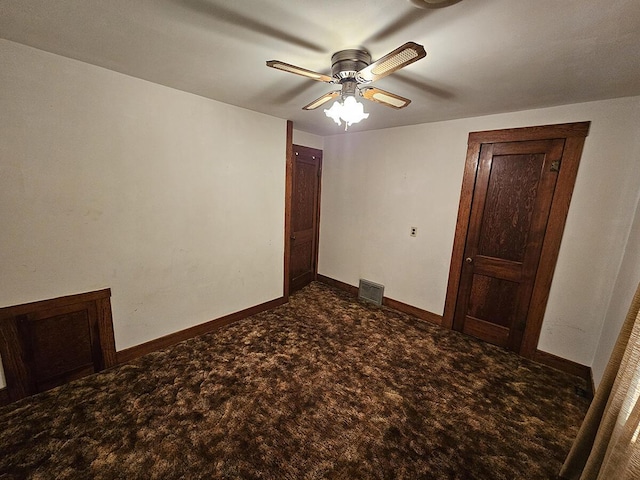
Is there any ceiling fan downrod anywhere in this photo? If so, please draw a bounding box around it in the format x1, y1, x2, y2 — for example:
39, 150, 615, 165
340, 79, 358, 100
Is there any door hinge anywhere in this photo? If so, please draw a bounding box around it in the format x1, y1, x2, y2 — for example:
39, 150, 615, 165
550, 160, 561, 172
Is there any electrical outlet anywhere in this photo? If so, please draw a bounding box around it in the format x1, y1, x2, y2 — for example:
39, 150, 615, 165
410, 226, 417, 237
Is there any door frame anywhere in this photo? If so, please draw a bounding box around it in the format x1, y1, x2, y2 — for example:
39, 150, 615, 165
284, 121, 293, 301
442, 122, 590, 358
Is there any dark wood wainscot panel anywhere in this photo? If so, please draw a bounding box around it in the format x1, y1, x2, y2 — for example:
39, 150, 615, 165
0, 289, 116, 404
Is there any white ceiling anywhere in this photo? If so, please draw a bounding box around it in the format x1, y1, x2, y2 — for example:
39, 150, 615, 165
2, 0, 640, 136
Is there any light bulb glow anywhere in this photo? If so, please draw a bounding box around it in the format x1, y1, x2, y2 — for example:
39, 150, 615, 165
324, 101, 344, 126
324, 96, 369, 130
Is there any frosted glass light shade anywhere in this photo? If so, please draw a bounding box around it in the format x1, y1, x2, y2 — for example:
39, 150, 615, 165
324, 96, 369, 129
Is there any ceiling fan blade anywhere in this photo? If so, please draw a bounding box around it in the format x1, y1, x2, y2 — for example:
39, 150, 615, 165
302, 91, 341, 110
356, 42, 426, 83
266, 60, 335, 83
360, 87, 412, 109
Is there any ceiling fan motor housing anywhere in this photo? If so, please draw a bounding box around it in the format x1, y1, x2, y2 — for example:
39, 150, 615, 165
331, 49, 372, 83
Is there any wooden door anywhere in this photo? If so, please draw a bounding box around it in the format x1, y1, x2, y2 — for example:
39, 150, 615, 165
288, 144, 322, 293
444, 122, 590, 357
453, 139, 564, 350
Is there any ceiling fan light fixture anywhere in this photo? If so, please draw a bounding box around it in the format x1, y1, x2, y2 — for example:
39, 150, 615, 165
324, 96, 369, 130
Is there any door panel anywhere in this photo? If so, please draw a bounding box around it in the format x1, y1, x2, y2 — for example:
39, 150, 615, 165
289, 145, 322, 293
477, 153, 545, 262
290, 237, 313, 281
19, 302, 102, 393
453, 139, 565, 352
27, 308, 97, 391
467, 275, 519, 329
292, 160, 318, 232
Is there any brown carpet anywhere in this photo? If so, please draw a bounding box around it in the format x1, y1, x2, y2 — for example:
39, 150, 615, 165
0, 282, 588, 479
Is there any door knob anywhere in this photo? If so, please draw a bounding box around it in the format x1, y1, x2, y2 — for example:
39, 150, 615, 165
465, 257, 473, 264
290, 235, 296, 241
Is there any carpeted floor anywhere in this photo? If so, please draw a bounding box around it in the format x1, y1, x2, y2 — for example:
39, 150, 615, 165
0, 282, 589, 479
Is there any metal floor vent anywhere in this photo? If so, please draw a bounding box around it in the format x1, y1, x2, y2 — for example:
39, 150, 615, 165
358, 279, 384, 306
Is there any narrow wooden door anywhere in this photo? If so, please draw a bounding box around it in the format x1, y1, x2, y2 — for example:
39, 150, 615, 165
444, 122, 590, 356
288, 144, 322, 293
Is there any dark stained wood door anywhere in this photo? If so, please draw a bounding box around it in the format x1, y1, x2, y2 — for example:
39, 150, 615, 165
444, 122, 590, 358
452, 139, 564, 351
289, 144, 322, 293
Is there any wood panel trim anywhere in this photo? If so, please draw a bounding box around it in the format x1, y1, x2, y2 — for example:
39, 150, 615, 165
533, 349, 591, 383
473, 256, 523, 282
0, 288, 112, 320
283, 120, 294, 302
116, 297, 286, 365
468, 122, 590, 144
97, 297, 117, 368
383, 297, 442, 326
317, 275, 442, 325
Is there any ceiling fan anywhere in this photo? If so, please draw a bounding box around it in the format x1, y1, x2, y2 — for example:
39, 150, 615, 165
266, 42, 427, 127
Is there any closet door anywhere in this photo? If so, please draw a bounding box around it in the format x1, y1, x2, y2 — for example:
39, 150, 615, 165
443, 122, 590, 357
452, 139, 563, 351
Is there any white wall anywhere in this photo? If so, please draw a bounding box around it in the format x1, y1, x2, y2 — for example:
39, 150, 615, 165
591, 190, 640, 386
0, 38, 286, 377
319, 97, 640, 368
293, 130, 324, 150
